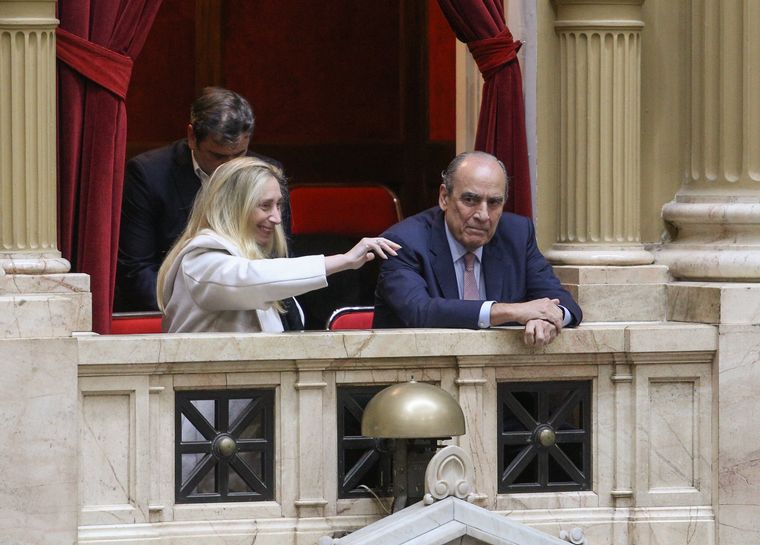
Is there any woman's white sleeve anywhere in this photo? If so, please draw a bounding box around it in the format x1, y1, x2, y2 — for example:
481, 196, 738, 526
180, 250, 328, 311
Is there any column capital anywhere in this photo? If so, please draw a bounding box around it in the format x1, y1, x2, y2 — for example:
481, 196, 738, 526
0, 0, 57, 26
549, 6, 652, 267
0, 0, 67, 274
553, 0, 645, 24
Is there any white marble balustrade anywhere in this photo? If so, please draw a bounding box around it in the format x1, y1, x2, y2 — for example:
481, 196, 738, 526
68, 324, 721, 545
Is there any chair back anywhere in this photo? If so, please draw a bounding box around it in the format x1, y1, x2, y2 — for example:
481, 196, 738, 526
289, 184, 402, 237
327, 306, 375, 330
110, 311, 163, 334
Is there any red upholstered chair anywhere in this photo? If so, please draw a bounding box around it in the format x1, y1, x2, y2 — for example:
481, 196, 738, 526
288, 184, 402, 329
288, 184, 402, 237
327, 306, 375, 330
110, 311, 163, 334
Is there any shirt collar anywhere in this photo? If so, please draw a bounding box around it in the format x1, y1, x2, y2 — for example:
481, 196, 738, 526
444, 221, 483, 263
191, 150, 210, 184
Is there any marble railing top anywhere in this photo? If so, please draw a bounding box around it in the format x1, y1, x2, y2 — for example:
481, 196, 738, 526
76, 322, 717, 368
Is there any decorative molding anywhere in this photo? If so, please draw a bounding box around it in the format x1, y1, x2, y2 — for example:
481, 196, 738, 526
295, 498, 329, 508
454, 377, 487, 385
422, 446, 478, 504
294, 381, 328, 390
611, 489, 633, 498
560, 527, 589, 545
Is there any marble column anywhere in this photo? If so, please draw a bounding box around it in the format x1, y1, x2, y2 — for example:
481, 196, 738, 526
0, 0, 68, 274
546, 0, 651, 266
0, 3, 84, 544
654, 0, 760, 280
544, 0, 669, 322
0, 0, 89, 336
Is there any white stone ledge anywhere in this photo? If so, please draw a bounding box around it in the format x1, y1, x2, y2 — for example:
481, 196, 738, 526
75, 323, 717, 372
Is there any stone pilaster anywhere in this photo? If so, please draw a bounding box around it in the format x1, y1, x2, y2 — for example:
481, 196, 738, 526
654, 0, 760, 280
546, 0, 652, 266
0, 0, 68, 274
294, 360, 332, 544
0, 4, 83, 544
545, 1, 667, 323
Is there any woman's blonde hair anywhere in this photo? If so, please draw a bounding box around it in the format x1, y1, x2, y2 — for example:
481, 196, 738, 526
156, 157, 288, 311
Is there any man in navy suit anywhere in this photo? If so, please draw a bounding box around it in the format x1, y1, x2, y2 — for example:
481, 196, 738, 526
373, 151, 581, 346
115, 87, 288, 314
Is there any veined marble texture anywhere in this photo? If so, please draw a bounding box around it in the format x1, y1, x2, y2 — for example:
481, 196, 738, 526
0, 273, 92, 338
0, 338, 79, 545
716, 324, 760, 545
69, 323, 723, 545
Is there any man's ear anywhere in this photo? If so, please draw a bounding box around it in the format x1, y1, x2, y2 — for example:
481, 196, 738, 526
186, 124, 196, 149
438, 184, 449, 211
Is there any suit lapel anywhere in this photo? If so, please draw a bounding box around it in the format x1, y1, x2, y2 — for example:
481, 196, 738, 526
483, 236, 512, 301
171, 140, 202, 212
430, 212, 459, 299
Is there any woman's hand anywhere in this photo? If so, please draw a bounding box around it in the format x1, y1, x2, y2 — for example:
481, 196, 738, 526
325, 237, 401, 275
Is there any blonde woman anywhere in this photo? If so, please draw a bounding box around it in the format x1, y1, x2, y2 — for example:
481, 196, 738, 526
157, 157, 399, 333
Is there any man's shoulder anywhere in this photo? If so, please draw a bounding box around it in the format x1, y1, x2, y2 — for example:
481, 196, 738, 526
128, 139, 189, 172
130, 139, 186, 161
495, 212, 533, 238
385, 207, 441, 238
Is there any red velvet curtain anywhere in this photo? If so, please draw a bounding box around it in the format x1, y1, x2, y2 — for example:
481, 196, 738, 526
436, 0, 532, 218
57, 0, 163, 333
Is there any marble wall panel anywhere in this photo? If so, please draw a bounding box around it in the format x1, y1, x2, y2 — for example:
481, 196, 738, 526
634, 363, 711, 508
0, 338, 78, 545
647, 381, 695, 489
79, 375, 150, 525
81, 393, 131, 505
716, 324, 760, 544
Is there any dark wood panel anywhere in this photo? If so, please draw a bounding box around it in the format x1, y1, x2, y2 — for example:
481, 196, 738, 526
222, 0, 403, 143
195, 0, 223, 91
126, 0, 195, 142
126, 1, 455, 218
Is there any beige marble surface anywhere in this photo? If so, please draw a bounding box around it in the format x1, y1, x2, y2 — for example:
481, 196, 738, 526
0, 293, 92, 338
0, 338, 79, 545
68, 323, 722, 544
77, 323, 717, 370
0, 273, 92, 338
0, 272, 89, 295
668, 282, 760, 324
716, 324, 760, 545
555, 266, 670, 322
555, 266, 670, 285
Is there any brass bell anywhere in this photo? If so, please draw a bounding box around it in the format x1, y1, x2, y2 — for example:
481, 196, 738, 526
361, 380, 465, 438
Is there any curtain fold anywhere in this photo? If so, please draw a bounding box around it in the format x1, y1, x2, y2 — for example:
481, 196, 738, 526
436, 0, 532, 218
57, 0, 163, 333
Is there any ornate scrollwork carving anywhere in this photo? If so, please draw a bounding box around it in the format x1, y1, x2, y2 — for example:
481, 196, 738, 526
422, 445, 477, 504
560, 527, 589, 545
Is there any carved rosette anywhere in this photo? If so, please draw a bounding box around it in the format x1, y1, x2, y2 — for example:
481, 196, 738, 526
0, 1, 69, 274
422, 445, 477, 504
546, 0, 653, 266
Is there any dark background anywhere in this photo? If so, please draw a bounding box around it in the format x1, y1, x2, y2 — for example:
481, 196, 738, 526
126, 0, 457, 218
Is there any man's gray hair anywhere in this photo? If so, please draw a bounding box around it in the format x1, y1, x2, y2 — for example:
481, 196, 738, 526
440, 151, 509, 195
190, 87, 254, 144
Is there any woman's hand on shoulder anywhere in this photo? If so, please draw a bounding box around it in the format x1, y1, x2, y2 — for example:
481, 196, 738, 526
325, 237, 401, 275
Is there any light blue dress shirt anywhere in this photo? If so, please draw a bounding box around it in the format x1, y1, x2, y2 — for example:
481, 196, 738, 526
443, 223, 570, 329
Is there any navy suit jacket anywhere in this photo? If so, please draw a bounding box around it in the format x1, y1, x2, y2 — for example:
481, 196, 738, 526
372, 207, 582, 329
115, 139, 286, 312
